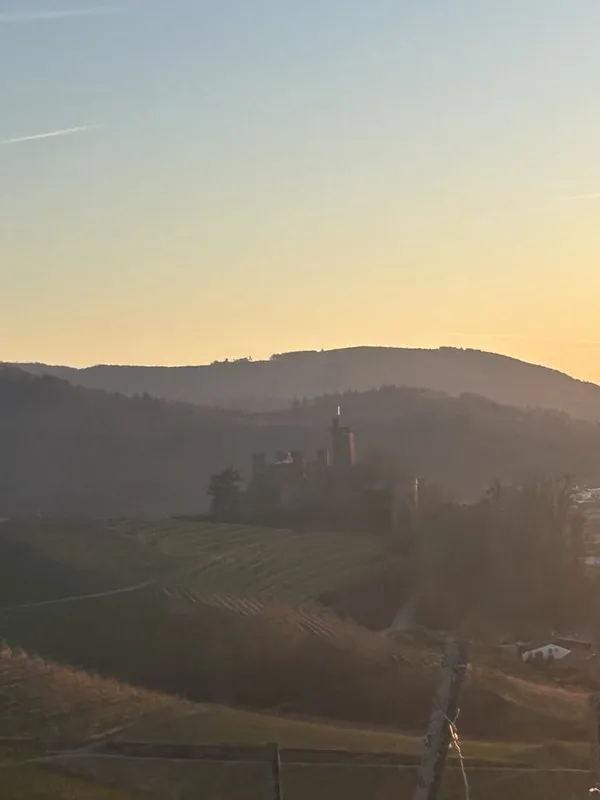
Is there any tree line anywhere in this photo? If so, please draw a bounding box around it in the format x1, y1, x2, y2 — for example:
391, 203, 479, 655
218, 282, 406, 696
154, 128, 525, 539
415, 475, 589, 631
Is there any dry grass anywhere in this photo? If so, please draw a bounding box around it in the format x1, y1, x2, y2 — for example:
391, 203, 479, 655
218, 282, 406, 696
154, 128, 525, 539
0, 646, 592, 800
0, 645, 194, 743
0, 645, 577, 767
164, 584, 396, 650
459, 662, 589, 741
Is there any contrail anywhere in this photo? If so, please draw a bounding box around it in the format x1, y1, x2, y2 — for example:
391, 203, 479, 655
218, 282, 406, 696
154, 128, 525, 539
0, 8, 118, 23
0, 125, 99, 146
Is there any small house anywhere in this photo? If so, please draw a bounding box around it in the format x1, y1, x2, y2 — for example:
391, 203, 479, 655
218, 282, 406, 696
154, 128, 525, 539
521, 644, 571, 663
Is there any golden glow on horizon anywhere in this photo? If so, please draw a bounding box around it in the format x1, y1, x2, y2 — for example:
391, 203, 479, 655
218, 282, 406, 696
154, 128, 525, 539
2, 2, 600, 383
4, 182, 600, 382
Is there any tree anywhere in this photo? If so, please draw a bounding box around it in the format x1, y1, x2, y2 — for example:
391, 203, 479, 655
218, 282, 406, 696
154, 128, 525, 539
483, 475, 586, 624
415, 476, 588, 630
208, 468, 243, 520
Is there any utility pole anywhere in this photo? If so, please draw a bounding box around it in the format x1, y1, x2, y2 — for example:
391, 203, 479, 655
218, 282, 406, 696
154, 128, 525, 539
589, 693, 600, 790
268, 742, 283, 800
413, 637, 468, 800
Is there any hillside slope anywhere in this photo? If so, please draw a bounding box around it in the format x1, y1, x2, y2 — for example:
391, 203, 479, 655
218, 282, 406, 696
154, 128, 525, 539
15, 346, 600, 420
4, 366, 600, 515
0, 519, 589, 745
0, 645, 195, 743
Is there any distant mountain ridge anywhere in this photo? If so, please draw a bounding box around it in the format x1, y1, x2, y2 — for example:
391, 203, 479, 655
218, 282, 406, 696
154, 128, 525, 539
11, 346, 600, 420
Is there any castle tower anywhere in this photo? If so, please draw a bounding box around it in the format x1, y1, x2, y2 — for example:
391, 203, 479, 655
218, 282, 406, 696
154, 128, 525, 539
330, 407, 356, 467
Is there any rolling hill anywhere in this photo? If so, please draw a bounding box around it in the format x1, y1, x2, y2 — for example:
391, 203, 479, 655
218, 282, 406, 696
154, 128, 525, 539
4, 646, 588, 800
0, 645, 191, 799
13, 346, 600, 420
0, 512, 595, 799
4, 364, 600, 516
0, 518, 590, 745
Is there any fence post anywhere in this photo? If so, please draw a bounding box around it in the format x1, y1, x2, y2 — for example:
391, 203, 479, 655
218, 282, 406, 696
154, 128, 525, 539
268, 742, 283, 800
590, 693, 600, 790
413, 637, 468, 800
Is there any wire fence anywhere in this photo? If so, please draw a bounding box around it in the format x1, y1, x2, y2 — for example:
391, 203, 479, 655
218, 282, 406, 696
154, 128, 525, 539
0, 737, 595, 800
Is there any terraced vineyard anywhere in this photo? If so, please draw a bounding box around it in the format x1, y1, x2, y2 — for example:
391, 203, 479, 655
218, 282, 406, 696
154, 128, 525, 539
162, 585, 396, 653
1, 519, 389, 607
112, 520, 389, 604
0, 518, 398, 703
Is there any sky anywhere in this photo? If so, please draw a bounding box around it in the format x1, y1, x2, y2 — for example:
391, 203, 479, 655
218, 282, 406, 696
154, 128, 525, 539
2, 1, 600, 381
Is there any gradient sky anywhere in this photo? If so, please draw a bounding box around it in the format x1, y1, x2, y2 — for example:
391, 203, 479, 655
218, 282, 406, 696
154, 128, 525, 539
2, 1, 600, 380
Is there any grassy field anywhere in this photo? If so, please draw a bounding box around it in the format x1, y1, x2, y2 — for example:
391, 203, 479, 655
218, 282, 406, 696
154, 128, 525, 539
2, 756, 139, 800
59, 757, 593, 800
116, 702, 592, 767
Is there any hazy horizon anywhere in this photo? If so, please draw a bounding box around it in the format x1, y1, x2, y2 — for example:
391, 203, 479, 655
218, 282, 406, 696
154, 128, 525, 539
8, 342, 600, 390
3, 1, 600, 381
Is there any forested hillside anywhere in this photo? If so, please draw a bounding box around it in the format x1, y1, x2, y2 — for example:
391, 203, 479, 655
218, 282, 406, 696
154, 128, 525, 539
3, 366, 600, 517
16, 346, 600, 420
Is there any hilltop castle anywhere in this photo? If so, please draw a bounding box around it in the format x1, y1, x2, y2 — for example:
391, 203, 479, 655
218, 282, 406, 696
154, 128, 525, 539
253, 407, 355, 475
247, 410, 418, 532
